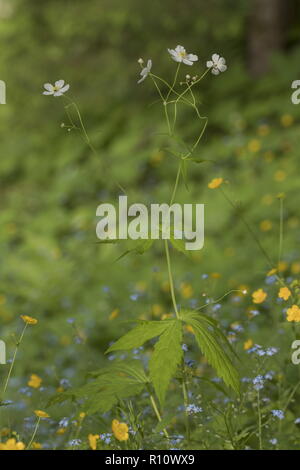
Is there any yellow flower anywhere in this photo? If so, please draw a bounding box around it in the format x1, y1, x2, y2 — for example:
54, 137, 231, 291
185, 325, 195, 334
28, 374, 42, 389
274, 170, 286, 182
20, 315, 38, 325
34, 410, 50, 419
260, 220, 272, 232
291, 262, 300, 274
278, 261, 288, 272
0, 438, 25, 450
248, 139, 261, 153
112, 419, 129, 442
31, 442, 42, 450
252, 289, 267, 304
109, 308, 119, 320
287, 305, 300, 322
267, 268, 277, 276
208, 177, 223, 189
244, 339, 253, 350
280, 114, 294, 127
88, 434, 99, 450
278, 287, 291, 301
152, 304, 163, 317
56, 428, 66, 435
180, 282, 193, 299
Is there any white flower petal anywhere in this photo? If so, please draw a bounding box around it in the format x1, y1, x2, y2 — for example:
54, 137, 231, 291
137, 75, 147, 84
55, 79, 65, 89
187, 54, 198, 62
206, 60, 213, 68
211, 68, 220, 75
175, 45, 185, 53
43, 83, 53, 91
218, 63, 227, 72
43, 91, 54, 95
212, 53, 220, 62
183, 58, 193, 66
147, 59, 152, 70
60, 84, 70, 93
53, 91, 63, 96
218, 57, 226, 65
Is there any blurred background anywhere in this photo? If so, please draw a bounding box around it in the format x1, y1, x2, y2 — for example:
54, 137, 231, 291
1, 0, 300, 415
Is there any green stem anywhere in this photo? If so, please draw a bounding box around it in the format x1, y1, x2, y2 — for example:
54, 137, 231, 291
257, 390, 262, 450
27, 417, 41, 450
278, 197, 284, 267
164, 239, 179, 319
149, 393, 169, 439
1, 324, 27, 402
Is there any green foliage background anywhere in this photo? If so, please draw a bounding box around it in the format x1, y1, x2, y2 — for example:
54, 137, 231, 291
1, 0, 300, 449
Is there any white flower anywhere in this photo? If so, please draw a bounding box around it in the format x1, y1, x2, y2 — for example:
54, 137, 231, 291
137, 59, 152, 84
206, 54, 227, 75
43, 80, 70, 97
168, 45, 198, 66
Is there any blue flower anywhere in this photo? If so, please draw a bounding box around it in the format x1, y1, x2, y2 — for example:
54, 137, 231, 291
253, 375, 264, 391
69, 439, 82, 447
271, 409, 284, 420
186, 404, 203, 415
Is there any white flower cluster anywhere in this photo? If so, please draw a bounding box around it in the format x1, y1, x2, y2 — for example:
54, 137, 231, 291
137, 45, 227, 84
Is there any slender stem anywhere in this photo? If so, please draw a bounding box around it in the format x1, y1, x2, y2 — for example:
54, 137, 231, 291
170, 163, 181, 205
27, 417, 41, 450
149, 393, 169, 439
278, 197, 284, 267
257, 390, 262, 450
182, 368, 191, 441
1, 324, 27, 401
164, 239, 179, 319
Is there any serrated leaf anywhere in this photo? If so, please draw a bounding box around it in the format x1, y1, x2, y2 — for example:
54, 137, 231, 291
149, 320, 183, 406
88, 360, 148, 384
47, 373, 145, 414
183, 313, 239, 394
106, 320, 172, 353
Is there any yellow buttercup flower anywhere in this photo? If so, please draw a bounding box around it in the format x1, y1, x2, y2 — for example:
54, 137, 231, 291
109, 308, 119, 320
28, 374, 42, 389
278, 287, 291, 301
287, 305, 300, 322
112, 419, 129, 442
244, 339, 253, 351
180, 282, 193, 299
34, 410, 50, 419
56, 428, 66, 435
280, 114, 294, 127
260, 220, 272, 232
88, 434, 99, 450
248, 139, 261, 153
252, 289, 267, 304
208, 177, 223, 189
20, 315, 38, 325
31, 442, 42, 450
0, 438, 25, 450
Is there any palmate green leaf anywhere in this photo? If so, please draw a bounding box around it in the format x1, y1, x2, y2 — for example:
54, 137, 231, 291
47, 372, 145, 414
88, 360, 148, 384
182, 311, 240, 394
106, 320, 172, 353
149, 319, 183, 406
